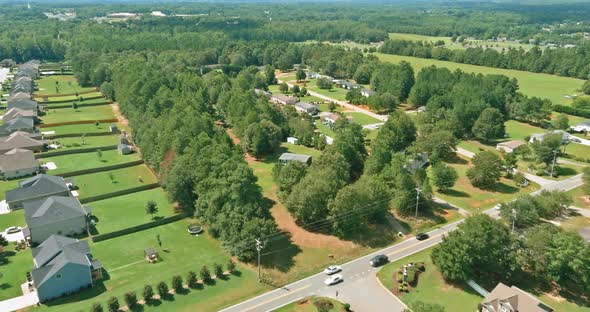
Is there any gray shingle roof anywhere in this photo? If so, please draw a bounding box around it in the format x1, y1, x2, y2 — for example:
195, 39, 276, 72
7, 99, 38, 111
0, 131, 44, 153
31, 235, 91, 288
0, 116, 34, 133
6, 174, 69, 204
279, 153, 312, 163
0, 148, 38, 172
7, 92, 31, 101
3, 107, 37, 121
24, 196, 89, 228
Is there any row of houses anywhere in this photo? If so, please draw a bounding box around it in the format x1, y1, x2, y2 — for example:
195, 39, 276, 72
262, 91, 320, 116
2, 61, 103, 303
301, 70, 376, 98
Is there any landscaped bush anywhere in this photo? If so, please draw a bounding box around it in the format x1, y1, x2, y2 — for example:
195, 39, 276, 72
157, 281, 169, 298
90, 302, 103, 312
124, 292, 137, 308
314, 298, 334, 312
214, 263, 223, 278
200, 265, 211, 282
187, 271, 198, 288
142, 285, 154, 302
172, 275, 183, 292
107, 296, 119, 312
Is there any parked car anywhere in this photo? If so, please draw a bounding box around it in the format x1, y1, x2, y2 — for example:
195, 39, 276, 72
369, 254, 388, 267
323, 265, 342, 275
324, 274, 343, 286
6, 226, 21, 234
416, 233, 429, 241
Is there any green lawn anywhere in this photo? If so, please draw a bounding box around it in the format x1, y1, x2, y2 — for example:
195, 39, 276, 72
42, 123, 114, 135
344, 112, 381, 125
389, 32, 453, 44
44, 98, 110, 108
35, 92, 104, 103
32, 219, 270, 312
0, 179, 22, 201
44, 135, 120, 151
0, 245, 33, 300
0, 209, 26, 230
388, 33, 535, 51
89, 188, 177, 234
567, 187, 590, 209
314, 120, 336, 138
273, 297, 346, 312
306, 85, 349, 101
74, 164, 158, 200
36, 75, 95, 96
39, 149, 140, 175
317, 103, 343, 113
504, 120, 543, 140
42, 105, 116, 124
375, 53, 584, 106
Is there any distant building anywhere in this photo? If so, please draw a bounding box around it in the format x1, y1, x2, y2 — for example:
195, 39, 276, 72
151, 11, 166, 17
279, 153, 312, 165
305, 71, 321, 79
478, 283, 553, 312
270, 94, 297, 105
118, 144, 133, 155
322, 113, 341, 125
496, 140, 526, 153
287, 137, 299, 145
335, 80, 357, 90
295, 102, 318, 115
570, 120, 590, 133
529, 130, 570, 144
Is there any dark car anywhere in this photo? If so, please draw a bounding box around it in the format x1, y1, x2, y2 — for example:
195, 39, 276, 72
369, 254, 388, 267
416, 233, 430, 241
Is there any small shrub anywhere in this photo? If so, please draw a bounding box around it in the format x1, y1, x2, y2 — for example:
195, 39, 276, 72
157, 281, 169, 297
214, 263, 223, 278
107, 296, 119, 312
172, 275, 183, 292
187, 271, 197, 288
142, 285, 154, 301
314, 298, 334, 312
90, 302, 103, 312
343, 303, 351, 311
200, 265, 211, 282
227, 259, 236, 273
124, 292, 137, 308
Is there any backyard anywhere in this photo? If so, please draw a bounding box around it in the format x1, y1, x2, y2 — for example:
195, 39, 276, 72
74, 164, 158, 200
44, 135, 120, 151
38, 149, 140, 175
35, 75, 96, 96
42, 122, 114, 135
41, 105, 116, 124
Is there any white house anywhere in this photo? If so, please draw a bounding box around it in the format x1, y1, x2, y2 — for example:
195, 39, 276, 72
570, 120, 590, 133
287, 137, 298, 145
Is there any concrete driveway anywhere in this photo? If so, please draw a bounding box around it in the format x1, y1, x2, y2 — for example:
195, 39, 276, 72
2, 227, 24, 242
0, 292, 39, 312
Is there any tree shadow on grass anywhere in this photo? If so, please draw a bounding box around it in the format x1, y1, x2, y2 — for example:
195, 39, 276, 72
440, 189, 470, 198
491, 182, 519, 194
160, 293, 175, 302
447, 154, 469, 165
130, 304, 145, 312
260, 234, 301, 273
557, 166, 578, 177
145, 298, 162, 307
342, 219, 398, 248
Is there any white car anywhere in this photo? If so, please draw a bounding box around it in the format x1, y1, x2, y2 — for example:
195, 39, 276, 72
5, 226, 21, 234
323, 265, 342, 275
324, 274, 343, 286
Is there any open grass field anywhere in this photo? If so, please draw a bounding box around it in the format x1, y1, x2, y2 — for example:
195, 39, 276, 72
42, 122, 113, 135
274, 297, 346, 312
44, 98, 110, 109
35, 75, 95, 96
388, 33, 536, 51
32, 219, 270, 312
375, 53, 584, 105
45, 135, 120, 151
306, 85, 349, 101
0, 244, 33, 300
567, 187, 590, 209
433, 155, 539, 211
42, 105, 116, 124
75, 164, 158, 200
35, 91, 104, 103
39, 149, 140, 175
343, 112, 381, 125
314, 120, 336, 138
90, 188, 177, 234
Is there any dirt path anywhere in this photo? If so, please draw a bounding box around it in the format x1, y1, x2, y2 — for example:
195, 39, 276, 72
110, 102, 129, 128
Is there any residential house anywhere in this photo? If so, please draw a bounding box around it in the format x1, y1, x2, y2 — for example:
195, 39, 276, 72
23, 196, 91, 244
322, 113, 341, 126
108, 124, 118, 133
118, 144, 133, 155
478, 283, 554, 312
404, 153, 429, 173
295, 102, 319, 115
7, 99, 39, 113
7, 92, 31, 101
496, 140, 526, 153
287, 137, 299, 145
1, 59, 15, 67
0, 116, 35, 135
279, 153, 312, 165
570, 120, 590, 133
31, 235, 102, 302
305, 71, 321, 79
529, 130, 570, 144
5, 174, 72, 210
361, 88, 376, 98
335, 80, 357, 90
254, 88, 272, 97
270, 94, 297, 105
0, 148, 39, 179
11, 77, 35, 94
3, 107, 38, 122
0, 131, 45, 154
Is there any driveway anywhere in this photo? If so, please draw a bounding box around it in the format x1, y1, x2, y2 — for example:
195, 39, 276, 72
0, 292, 39, 312
2, 227, 24, 242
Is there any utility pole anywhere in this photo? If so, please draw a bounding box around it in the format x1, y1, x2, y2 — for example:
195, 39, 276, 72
550, 149, 558, 178
511, 208, 517, 233
255, 239, 263, 282
415, 187, 422, 218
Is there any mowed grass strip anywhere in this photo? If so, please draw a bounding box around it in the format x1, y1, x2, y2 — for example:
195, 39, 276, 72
42, 123, 113, 135
344, 112, 381, 125
35, 75, 95, 96
74, 164, 158, 200
44, 135, 120, 152
375, 53, 584, 105
35, 91, 104, 103
42, 105, 116, 124
32, 219, 269, 312
39, 149, 140, 175
90, 188, 177, 234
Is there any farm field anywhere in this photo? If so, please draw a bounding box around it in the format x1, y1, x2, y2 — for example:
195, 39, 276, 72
74, 164, 158, 200
375, 53, 584, 105
44, 135, 120, 151
41, 105, 116, 124
32, 219, 269, 312
42, 122, 113, 135
89, 188, 177, 234
39, 149, 140, 175
35, 75, 95, 96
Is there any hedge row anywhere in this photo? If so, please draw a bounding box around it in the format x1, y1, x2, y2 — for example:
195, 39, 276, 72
36, 145, 118, 158
53, 132, 113, 139
40, 118, 118, 128
91, 213, 187, 242
38, 94, 106, 105
36, 88, 99, 98
554, 105, 590, 118
57, 160, 144, 178
46, 101, 112, 109
80, 182, 161, 204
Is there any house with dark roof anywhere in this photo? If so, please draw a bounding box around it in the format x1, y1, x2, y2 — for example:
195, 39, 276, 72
7, 98, 38, 113
335, 80, 357, 90
31, 235, 102, 302
279, 153, 312, 165
10, 77, 35, 94
0, 116, 35, 135
570, 120, 590, 133
0, 131, 45, 154
0, 148, 39, 179
24, 196, 91, 244
5, 174, 71, 210
3, 107, 38, 123
295, 102, 319, 116
270, 94, 297, 105
478, 283, 553, 312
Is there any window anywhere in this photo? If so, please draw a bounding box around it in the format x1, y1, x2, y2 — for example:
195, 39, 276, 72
55, 273, 62, 279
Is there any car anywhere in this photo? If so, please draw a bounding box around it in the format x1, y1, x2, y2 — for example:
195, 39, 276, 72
416, 233, 429, 241
494, 204, 502, 210
324, 274, 343, 286
323, 265, 342, 275
369, 254, 388, 267
5, 226, 21, 234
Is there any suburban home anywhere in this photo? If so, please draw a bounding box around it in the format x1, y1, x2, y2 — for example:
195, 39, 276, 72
31, 235, 102, 303
254, 88, 271, 97
7, 98, 39, 113
11, 76, 34, 91
0, 116, 35, 135
496, 140, 526, 153
0, 148, 39, 179
23, 196, 92, 244
270, 94, 297, 105
3, 107, 38, 122
0, 131, 45, 154
361, 88, 376, 98
1, 59, 15, 67
404, 153, 429, 173
5, 174, 72, 210
335, 80, 357, 90
570, 120, 590, 133
529, 130, 570, 144
295, 102, 319, 115
322, 113, 341, 126
118, 143, 133, 155
287, 137, 299, 145
305, 71, 322, 79
279, 153, 312, 165
7, 91, 32, 101
478, 283, 553, 312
